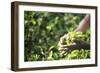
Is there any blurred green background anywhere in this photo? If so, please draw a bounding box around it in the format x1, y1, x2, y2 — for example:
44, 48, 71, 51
24, 11, 90, 61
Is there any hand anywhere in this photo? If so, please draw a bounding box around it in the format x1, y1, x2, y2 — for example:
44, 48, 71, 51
58, 34, 90, 52
58, 33, 69, 52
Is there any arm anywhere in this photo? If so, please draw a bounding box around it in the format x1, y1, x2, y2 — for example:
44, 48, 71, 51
75, 14, 90, 32
58, 15, 90, 52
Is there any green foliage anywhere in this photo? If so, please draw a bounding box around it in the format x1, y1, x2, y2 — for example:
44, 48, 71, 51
65, 31, 86, 46
24, 11, 90, 61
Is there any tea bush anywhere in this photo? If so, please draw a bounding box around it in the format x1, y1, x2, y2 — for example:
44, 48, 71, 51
24, 11, 90, 61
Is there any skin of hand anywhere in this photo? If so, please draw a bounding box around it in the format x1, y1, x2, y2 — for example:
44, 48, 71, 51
58, 14, 90, 51
58, 37, 90, 52
58, 33, 69, 51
